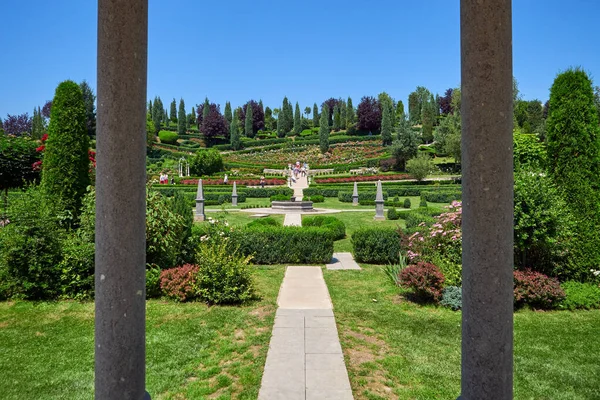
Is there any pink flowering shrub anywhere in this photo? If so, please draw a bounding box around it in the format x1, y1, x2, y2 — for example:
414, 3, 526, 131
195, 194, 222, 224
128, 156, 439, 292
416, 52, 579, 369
159, 264, 200, 302
513, 269, 565, 309
406, 201, 462, 285
399, 261, 446, 302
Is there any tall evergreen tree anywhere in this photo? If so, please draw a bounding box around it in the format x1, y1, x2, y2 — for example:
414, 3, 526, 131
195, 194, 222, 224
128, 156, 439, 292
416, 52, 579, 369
313, 103, 319, 127
395, 100, 405, 121
285, 98, 294, 133
264, 106, 275, 131
339, 100, 347, 129
42, 80, 89, 222
224, 101, 233, 126
293, 102, 301, 135
332, 105, 341, 131
392, 118, 419, 170
381, 102, 393, 146
378, 92, 395, 127
244, 103, 254, 138
80, 80, 96, 137
346, 97, 355, 128
319, 105, 330, 153
230, 109, 241, 150
152, 96, 162, 134
408, 92, 420, 124
148, 100, 152, 115
421, 94, 436, 142
178, 98, 186, 136
202, 97, 210, 122
170, 99, 177, 123
189, 106, 196, 126
258, 99, 264, 114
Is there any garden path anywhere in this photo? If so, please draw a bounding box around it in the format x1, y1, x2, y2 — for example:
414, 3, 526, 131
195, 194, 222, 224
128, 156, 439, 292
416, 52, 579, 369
258, 266, 353, 400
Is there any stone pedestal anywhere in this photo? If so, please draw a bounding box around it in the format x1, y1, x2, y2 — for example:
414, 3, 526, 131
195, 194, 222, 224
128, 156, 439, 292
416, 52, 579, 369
96, 0, 150, 399
459, 0, 513, 399
195, 179, 205, 221
232, 181, 238, 207
374, 180, 384, 220
352, 182, 359, 206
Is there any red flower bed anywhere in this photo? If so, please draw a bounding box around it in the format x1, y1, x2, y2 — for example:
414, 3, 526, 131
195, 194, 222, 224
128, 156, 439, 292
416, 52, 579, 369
179, 178, 286, 186
315, 174, 411, 184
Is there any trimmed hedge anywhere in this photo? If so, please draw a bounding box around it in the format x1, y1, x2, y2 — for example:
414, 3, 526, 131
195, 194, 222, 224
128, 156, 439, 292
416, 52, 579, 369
338, 191, 389, 202
352, 228, 400, 264
244, 187, 293, 198
158, 130, 179, 145
229, 226, 334, 264
246, 217, 281, 229
302, 216, 346, 240
305, 195, 324, 203
303, 188, 340, 198
421, 191, 462, 203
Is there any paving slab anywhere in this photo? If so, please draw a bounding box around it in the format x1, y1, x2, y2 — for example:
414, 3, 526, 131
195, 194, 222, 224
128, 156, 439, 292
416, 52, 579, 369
258, 266, 354, 399
326, 252, 362, 270
283, 213, 302, 226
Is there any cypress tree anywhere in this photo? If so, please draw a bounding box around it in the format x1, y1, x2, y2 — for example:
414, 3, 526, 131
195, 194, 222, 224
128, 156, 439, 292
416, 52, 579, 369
148, 100, 152, 115
346, 97, 355, 128
333, 105, 341, 131
293, 102, 301, 135
164, 109, 169, 127
230, 110, 241, 150
381, 102, 393, 146
42, 80, 89, 222
258, 99, 264, 113
190, 106, 196, 126
396, 100, 405, 120
80, 80, 96, 137
408, 92, 420, 124
313, 103, 319, 127
170, 99, 177, 123
245, 103, 253, 138
339, 100, 347, 129
202, 97, 210, 122
319, 105, 330, 153
547, 68, 600, 277
421, 94, 435, 143
178, 98, 186, 136
264, 107, 274, 131
285, 98, 294, 133
276, 111, 285, 138
224, 101, 232, 126
152, 96, 162, 134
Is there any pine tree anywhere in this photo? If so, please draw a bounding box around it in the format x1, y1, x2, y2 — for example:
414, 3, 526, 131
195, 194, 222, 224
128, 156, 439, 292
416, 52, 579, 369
293, 102, 301, 135
245, 103, 253, 138
319, 105, 330, 153
333, 105, 341, 131
313, 103, 319, 127
346, 97, 355, 128
381, 102, 393, 146
170, 99, 177, 123
178, 98, 186, 136
42, 80, 89, 222
224, 101, 232, 126
230, 109, 241, 150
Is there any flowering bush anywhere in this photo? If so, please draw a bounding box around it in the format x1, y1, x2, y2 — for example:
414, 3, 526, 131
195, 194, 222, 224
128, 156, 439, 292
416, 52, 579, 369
513, 269, 565, 309
399, 261, 445, 302
159, 264, 200, 302
406, 201, 462, 285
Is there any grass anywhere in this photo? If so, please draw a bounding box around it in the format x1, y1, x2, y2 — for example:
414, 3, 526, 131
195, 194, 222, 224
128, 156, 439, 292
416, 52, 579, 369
324, 265, 600, 399
0, 266, 285, 400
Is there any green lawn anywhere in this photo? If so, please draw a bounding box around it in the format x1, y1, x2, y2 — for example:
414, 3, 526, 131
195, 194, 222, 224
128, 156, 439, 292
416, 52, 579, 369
324, 265, 600, 400
0, 266, 285, 400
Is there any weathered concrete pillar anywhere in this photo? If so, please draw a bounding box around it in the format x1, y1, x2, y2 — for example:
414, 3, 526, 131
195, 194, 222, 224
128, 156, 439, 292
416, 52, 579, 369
459, 1, 513, 399
231, 181, 238, 207
374, 180, 384, 220
195, 179, 205, 221
352, 182, 359, 206
96, 1, 150, 399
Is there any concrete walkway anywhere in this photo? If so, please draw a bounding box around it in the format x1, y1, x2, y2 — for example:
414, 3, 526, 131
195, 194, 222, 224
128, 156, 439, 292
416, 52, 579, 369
283, 213, 302, 226
258, 267, 353, 400
326, 253, 361, 270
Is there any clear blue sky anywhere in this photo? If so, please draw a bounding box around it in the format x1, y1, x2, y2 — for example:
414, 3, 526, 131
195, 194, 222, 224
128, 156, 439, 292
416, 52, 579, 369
1, 1, 599, 117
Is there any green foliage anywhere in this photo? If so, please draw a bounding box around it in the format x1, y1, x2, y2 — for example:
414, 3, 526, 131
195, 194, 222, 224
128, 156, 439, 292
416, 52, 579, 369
0, 186, 64, 300
170, 98, 177, 123
513, 132, 546, 171
345, 97, 355, 129
302, 215, 346, 240
244, 103, 253, 138
195, 242, 255, 304
403, 198, 412, 208
392, 118, 419, 170
313, 103, 319, 128
230, 115, 241, 150
387, 208, 399, 220
246, 217, 281, 229
293, 102, 302, 135
305, 194, 324, 203
80, 80, 96, 138
190, 149, 223, 176
421, 93, 436, 142
42, 80, 90, 222
546, 68, 600, 276
229, 226, 334, 264
380, 100, 393, 146
0, 135, 40, 190
170, 190, 195, 265
352, 228, 400, 264
384, 253, 407, 286
407, 153, 435, 181
270, 194, 291, 201
177, 98, 186, 136
158, 130, 179, 144
146, 190, 185, 269
57, 234, 95, 299
559, 281, 600, 310
319, 105, 330, 153
440, 286, 462, 310
146, 264, 162, 298
332, 105, 341, 131
513, 269, 565, 310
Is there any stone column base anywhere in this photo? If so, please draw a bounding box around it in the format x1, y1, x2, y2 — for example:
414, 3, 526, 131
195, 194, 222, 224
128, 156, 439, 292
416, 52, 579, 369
194, 215, 205, 222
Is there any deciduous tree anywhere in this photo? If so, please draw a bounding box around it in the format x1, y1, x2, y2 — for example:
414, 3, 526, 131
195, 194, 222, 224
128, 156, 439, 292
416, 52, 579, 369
356, 96, 381, 133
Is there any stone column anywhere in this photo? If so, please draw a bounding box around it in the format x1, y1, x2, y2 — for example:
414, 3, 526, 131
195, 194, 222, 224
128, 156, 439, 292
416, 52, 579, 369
374, 180, 384, 220
96, 1, 150, 399
195, 178, 205, 221
352, 182, 359, 206
231, 181, 238, 207
459, 1, 513, 399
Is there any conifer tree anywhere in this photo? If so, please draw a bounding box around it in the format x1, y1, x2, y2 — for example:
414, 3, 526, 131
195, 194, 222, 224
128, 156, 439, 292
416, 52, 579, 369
319, 105, 330, 153
421, 94, 435, 142
80, 80, 96, 137
396, 100, 405, 121
148, 100, 152, 115
189, 106, 196, 126
245, 103, 253, 138
164, 109, 169, 127
264, 107, 275, 131
313, 103, 319, 127
339, 100, 347, 129
202, 97, 210, 122
293, 102, 301, 135
258, 99, 264, 113
346, 97, 355, 128
224, 101, 232, 126
152, 96, 162, 134
170, 99, 177, 123
381, 102, 393, 146
178, 98, 186, 136
230, 110, 241, 150
333, 105, 341, 131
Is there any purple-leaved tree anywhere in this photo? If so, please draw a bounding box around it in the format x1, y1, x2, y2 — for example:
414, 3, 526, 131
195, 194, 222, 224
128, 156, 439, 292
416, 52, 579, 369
3, 113, 32, 136
356, 96, 382, 133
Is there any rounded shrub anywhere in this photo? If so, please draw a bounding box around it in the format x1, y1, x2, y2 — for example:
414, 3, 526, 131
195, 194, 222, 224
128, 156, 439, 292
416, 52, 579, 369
513, 269, 565, 309
158, 130, 179, 144
440, 286, 462, 310
403, 198, 411, 208
307, 194, 325, 203
399, 261, 445, 302
303, 216, 346, 240
270, 194, 290, 201
352, 228, 400, 264
159, 264, 200, 302
387, 208, 399, 220
247, 217, 281, 229
559, 281, 600, 310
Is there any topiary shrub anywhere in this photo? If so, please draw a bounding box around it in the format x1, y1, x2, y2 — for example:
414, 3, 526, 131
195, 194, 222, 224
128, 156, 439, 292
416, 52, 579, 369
158, 130, 179, 144
399, 261, 445, 302
387, 208, 399, 220
195, 242, 255, 304
270, 194, 290, 201
419, 194, 428, 208
559, 281, 600, 310
247, 217, 281, 229
352, 228, 400, 264
307, 194, 324, 203
513, 269, 565, 309
303, 216, 346, 240
440, 286, 462, 310
403, 198, 411, 208
159, 264, 200, 302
